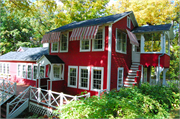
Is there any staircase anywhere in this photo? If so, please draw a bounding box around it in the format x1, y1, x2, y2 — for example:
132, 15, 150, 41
124, 62, 140, 87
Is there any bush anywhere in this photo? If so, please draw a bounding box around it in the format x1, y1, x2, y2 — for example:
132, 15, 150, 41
54, 83, 180, 118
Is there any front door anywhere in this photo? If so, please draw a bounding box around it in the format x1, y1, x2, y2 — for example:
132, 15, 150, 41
132, 40, 141, 63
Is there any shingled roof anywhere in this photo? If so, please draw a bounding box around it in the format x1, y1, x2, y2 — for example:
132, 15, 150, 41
0, 47, 48, 61
49, 11, 137, 33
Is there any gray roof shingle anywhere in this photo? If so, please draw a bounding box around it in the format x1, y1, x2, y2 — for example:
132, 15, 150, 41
0, 47, 49, 61
49, 11, 133, 33
132, 24, 172, 33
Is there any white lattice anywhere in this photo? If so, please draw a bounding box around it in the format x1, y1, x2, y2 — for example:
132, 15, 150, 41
29, 102, 55, 116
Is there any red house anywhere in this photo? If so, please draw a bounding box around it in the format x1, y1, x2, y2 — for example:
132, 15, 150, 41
0, 11, 173, 96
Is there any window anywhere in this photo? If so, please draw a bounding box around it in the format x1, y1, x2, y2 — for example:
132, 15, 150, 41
91, 67, 104, 91
117, 67, 124, 90
7, 64, 9, 74
17, 64, 21, 77
116, 29, 127, 54
22, 64, 26, 78
27, 65, 32, 79
3, 64, 6, 74
92, 29, 104, 51
80, 40, 91, 52
33, 65, 38, 80
40, 66, 45, 78
79, 66, 90, 90
68, 66, 78, 88
51, 42, 59, 52
60, 33, 68, 52
53, 65, 61, 80
127, 16, 131, 29
0, 63, 2, 74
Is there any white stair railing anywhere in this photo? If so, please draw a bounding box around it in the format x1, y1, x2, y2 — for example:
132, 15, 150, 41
6, 86, 31, 118
0, 79, 16, 95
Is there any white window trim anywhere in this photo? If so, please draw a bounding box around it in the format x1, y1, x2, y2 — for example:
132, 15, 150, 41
79, 66, 90, 90
33, 64, 38, 80
127, 16, 131, 29
39, 65, 46, 78
117, 67, 124, 90
92, 27, 105, 51
115, 29, 127, 54
17, 63, 22, 77
91, 67, 104, 91
27, 64, 32, 80
51, 42, 59, 53
68, 66, 78, 88
80, 39, 91, 52
1, 63, 10, 75
53, 64, 61, 80
22, 64, 27, 79
60, 32, 69, 52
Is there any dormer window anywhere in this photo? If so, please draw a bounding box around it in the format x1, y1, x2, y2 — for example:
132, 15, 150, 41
127, 16, 131, 29
60, 33, 68, 52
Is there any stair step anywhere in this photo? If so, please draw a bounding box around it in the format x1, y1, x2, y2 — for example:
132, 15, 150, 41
130, 67, 139, 70
131, 65, 139, 67
132, 62, 140, 65
126, 79, 135, 81
124, 81, 137, 85
124, 84, 133, 87
128, 72, 137, 75
127, 76, 137, 78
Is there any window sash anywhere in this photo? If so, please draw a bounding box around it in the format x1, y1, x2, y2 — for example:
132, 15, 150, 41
91, 67, 103, 91
51, 42, 58, 52
17, 64, 21, 77
92, 29, 104, 51
0, 63, 2, 73
60, 33, 68, 52
33, 65, 38, 80
53, 65, 60, 79
22, 65, 26, 78
116, 29, 127, 53
40, 66, 45, 78
80, 40, 90, 51
68, 66, 78, 88
79, 67, 89, 89
27, 65, 32, 79
117, 68, 124, 90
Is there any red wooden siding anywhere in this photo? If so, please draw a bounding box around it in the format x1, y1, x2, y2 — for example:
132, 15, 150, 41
140, 54, 170, 68
110, 16, 134, 90
47, 80, 64, 92
49, 26, 109, 96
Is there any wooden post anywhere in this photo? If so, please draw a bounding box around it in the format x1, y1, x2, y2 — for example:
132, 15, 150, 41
60, 93, 63, 106
38, 88, 41, 103
6, 103, 10, 118
48, 90, 51, 107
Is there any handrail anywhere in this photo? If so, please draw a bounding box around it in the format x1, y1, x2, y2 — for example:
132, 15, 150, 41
7, 86, 31, 118
0, 79, 16, 95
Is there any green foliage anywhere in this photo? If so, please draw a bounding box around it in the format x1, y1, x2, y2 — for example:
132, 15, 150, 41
54, 83, 180, 118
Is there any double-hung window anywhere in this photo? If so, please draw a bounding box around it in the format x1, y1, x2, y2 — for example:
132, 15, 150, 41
116, 29, 127, 54
40, 66, 45, 78
91, 67, 104, 91
60, 33, 68, 52
80, 40, 91, 52
117, 67, 124, 90
127, 16, 131, 29
79, 66, 90, 90
68, 66, 78, 88
27, 65, 32, 79
53, 65, 61, 80
17, 64, 21, 77
33, 65, 38, 80
92, 28, 104, 51
51, 42, 59, 53
22, 64, 26, 78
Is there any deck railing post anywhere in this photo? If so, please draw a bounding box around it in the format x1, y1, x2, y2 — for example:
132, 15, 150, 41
38, 88, 41, 103
48, 90, 51, 107
14, 82, 17, 95
60, 93, 63, 106
88, 92, 90, 98
75, 96, 77, 101
6, 103, 10, 118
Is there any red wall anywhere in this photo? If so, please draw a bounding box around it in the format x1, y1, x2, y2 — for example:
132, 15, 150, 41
47, 80, 64, 92
110, 16, 134, 90
49, 26, 109, 96
140, 54, 170, 68
0, 61, 37, 87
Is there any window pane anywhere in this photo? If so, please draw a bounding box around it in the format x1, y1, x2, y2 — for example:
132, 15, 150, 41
81, 40, 89, 50
92, 69, 102, 90
80, 69, 88, 88
0, 63, 2, 73
27, 65, 31, 79
3, 64, 6, 74
40, 66, 44, 78
22, 65, 26, 78
61, 34, 67, 51
53, 66, 60, 78
33, 66, 37, 79
18, 64, 21, 76
94, 30, 103, 50
7, 64, 9, 74
52, 42, 58, 51
69, 68, 77, 86
117, 68, 123, 90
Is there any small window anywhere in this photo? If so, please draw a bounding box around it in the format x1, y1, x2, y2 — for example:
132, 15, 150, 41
60, 33, 68, 52
91, 67, 104, 91
17, 64, 21, 77
79, 66, 90, 90
127, 16, 131, 29
51, 42, 59, 52
53, 65, 61, 80
68, 66, 78, 88
27, 65, 32, 79
3, 64, 6, 74
116, 29, 127, 54
6, 64, 10, 74
0, 63, 2, 74
117, 67, 124, 90
33, 65, 38, 80
92, 29, 104, 51
40, 66, 45, 78
80, 40, 91, 52
22, 64, 26, 78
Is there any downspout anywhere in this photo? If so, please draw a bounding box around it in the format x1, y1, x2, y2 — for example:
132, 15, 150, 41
107, 24, 112, 91
157, 32, 165, 85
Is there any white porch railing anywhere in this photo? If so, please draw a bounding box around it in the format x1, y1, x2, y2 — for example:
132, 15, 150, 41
30, 87, 90, 108
98, 89, 108, 97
